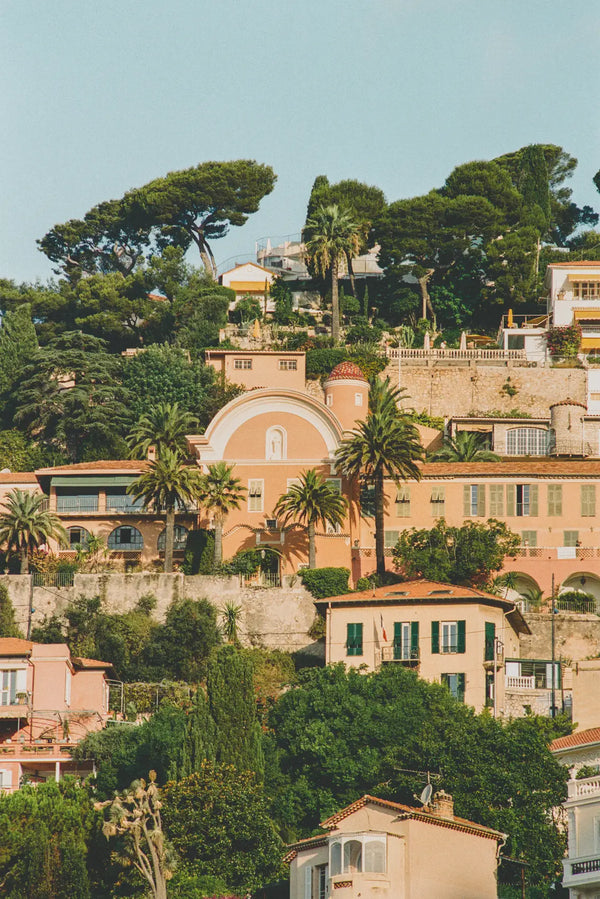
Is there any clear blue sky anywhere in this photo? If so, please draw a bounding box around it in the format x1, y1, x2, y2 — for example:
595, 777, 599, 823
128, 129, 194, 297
3, 0, 599, 283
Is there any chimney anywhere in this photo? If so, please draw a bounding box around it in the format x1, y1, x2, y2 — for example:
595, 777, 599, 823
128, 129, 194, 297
430, 790, 454, 820
147, 446, 157, 462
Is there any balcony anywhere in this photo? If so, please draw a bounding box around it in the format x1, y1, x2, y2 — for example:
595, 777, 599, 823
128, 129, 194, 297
567, 776, 600, 800
56, 497, 98, 514
0, 694, 31, 719
563, 854, 600, 890
379, 646, 420, 668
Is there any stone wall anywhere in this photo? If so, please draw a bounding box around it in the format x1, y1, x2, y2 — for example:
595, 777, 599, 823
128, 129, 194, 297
521, 612, 600, 664
1, 573, 320, 655
385, 361, 587, 419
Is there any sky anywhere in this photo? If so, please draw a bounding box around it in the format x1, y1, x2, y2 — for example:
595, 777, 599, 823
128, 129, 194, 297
2, 0, 600, 283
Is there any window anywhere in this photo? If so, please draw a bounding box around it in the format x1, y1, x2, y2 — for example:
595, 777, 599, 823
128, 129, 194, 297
233, 359, 252, 370
354, 392, 363, 406
67, 526, 90, 549
512, 659, 561, 689
432, 620, 465, 654
316, 865, 328, 899
573, 280, 600, 299
506, 484, 538, 517
326, 394, 333, 407
346, 623, 363, 656
395, 486, 411, 518
463, 484, 485, 517
278, 359, 297, 370
360, 484, 376, 519
547, 484, 563, 517
430, 485, 445, 516
326, 479, 342, 533
442, 673, 466, 702
107, 526, 143, 550
564, 530, 579, 547
248, 480, 264, 513
105, 488, 145, 513
0, 670, 17, 705
582, 484, 596, 517
384, 530, 399, 549
329, 835, 386, 876
394, 621, 419, 661
157, 525, 189, 552
506, 428, 549, 456
521, 530, 537, 547
488, 484, 504, 517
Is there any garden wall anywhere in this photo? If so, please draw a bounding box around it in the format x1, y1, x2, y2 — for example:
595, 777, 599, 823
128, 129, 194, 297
1, 573, 320, 655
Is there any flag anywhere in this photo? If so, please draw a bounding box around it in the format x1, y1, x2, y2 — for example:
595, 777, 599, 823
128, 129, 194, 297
380, 613, 388, 643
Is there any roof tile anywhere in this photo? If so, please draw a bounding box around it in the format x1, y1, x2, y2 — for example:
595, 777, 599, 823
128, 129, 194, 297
551, 727, 600, 752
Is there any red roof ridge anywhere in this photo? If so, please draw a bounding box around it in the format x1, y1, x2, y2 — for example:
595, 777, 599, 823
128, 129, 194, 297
551, 726, 600, 752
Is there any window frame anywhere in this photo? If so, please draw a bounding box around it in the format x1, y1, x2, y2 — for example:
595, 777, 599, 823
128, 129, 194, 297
107, 526, 144, 551
329, 834, 386, 876
248, 479, 264, 513
278, 359, 297, 371
233, 358, 252, 370
346, 622, 363, 656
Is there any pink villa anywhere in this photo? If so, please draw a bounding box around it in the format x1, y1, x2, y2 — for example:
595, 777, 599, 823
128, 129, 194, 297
0, 639, 112, 792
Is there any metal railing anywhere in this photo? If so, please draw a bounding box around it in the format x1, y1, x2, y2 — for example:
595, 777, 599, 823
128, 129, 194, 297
239, 572, 281, 588
32, 571, 75, 588
56, 498, 99, 513
386, 347, 526, 361
499, 313, 550, 330
571, 856, 600, 876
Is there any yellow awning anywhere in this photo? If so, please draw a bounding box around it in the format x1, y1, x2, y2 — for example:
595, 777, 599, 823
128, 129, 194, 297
574, 309, 600, 320
581, 337, 600, 349
568, 273, 600, 281
228, 281, 269, 292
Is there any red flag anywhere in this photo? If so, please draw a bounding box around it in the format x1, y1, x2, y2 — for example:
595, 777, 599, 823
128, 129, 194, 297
380, 613, 388, 642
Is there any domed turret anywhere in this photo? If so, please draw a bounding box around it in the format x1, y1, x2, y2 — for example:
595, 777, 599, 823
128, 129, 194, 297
549, 398, 587, 456
323, 362, 369, 431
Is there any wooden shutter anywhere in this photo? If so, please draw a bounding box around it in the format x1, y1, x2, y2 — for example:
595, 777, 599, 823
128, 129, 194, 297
484, 622, 495, 661
547, 484, 562, 517
457, 620, 466, 654
347, 623, 363, 656
506, 484, 516, 517
477, 486, 485, 517
304, 865, 312, 899
489, 485, 504, 517
529, 484, 538, 517
457, 673, 466, 701
582, 484, 596, 517
463, 485, 471, 517
396, 486, 411, 518
411, 621, 419, 659
431, 620, 440, 654
393, 622, 402, 660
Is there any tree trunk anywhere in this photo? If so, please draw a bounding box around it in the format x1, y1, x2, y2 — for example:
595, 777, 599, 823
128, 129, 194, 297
374, 470, 386, 578
346, 250, 357, 297
418, 268, 436, 326
331, 264, 340, 343
20, 545, 28, 575
308, 520, 316, 569
164, 507, 174, 573
214, 517, 224, 566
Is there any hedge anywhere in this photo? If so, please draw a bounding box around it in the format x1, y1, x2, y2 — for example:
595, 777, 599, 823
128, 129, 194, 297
300, 567, 350, 599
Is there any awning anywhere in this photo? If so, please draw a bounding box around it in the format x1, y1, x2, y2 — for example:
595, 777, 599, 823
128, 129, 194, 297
574, 309, 600, 320
51, 476, 136, 487
581, 338, 600, 350
568, 273, 600, 281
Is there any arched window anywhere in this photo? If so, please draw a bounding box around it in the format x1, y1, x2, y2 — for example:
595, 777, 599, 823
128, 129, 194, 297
329, 834, 387, 875
108, 526, 143, 551
157, 526, 189, 552
506, 428, 549, 456
330, 842, 341, 876
343, 840, 362, 873
67, 526, 90, 549
265, 426, 287, 460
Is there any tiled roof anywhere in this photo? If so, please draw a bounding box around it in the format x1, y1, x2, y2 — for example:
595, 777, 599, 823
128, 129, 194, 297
0, 473, 38, 484
420, 461, 600, 477
319, 795, 505, 841
326, 362, 367, 382
36, 460, 148, 474
320, 579, 511, 605
0, 638, 33, 656
72, 657, 113, 670
549, 261, 600, 267
550, 727, 600, 752
549, 398, 587, 409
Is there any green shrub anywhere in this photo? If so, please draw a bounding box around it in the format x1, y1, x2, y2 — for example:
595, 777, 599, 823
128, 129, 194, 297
300, 567, 350, 598
305, 347, 347, 378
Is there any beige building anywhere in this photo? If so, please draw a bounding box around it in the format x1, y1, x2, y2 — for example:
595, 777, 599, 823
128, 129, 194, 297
204, 349, 306, 391
286, 792, 505, 899
318, 580, 528, 713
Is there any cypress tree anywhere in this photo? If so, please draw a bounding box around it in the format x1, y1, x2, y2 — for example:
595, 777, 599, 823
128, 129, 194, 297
177, 687, 217, 779
0, 583, 23, 638
0, 304, 38, 396
362, 282, 370, 319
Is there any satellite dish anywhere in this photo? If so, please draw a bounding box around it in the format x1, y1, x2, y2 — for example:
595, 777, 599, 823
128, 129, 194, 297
419, 783, 433, 806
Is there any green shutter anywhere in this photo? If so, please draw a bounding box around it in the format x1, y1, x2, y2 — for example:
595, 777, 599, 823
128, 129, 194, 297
489, 484, 504, 517
347, 623, 363, 656
411, 621, 419, 659
463, 485, 471, 517
582, 484, 596, 517
484, 622, 495, 661
457, 620, 466, 654
506, 484, 516, 517
529, 484, 538, 517
477, 486, 485, 517
548, 484, 562, 517
393, 622, 402, 660
457, 673, 466, 702
431, 620, 440, 654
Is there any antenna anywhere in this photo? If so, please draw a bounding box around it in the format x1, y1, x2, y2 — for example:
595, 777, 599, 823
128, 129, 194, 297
419, 783, 433, 806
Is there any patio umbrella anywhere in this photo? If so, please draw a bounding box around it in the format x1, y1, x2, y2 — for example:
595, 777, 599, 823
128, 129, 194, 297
424, 331, 430, 350
460, 331, 467, 350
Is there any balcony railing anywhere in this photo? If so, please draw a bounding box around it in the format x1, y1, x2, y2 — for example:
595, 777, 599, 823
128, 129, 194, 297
56, 498, 98, 513
381, 646, 420, 665
386, 347, 526, 361
571, 856, 600, 876
567, 776, 600, 799
514, 546, 600, 561
505, 675, 536, 690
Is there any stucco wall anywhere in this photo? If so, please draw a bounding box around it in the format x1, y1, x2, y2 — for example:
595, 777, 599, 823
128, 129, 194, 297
0, 574, 319, 655
388, 361, 587, 418
520, 612, 600, 663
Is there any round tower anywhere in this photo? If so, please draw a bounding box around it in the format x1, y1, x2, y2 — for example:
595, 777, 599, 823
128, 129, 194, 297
549, 398, 587, 456
323, 362, 369, 432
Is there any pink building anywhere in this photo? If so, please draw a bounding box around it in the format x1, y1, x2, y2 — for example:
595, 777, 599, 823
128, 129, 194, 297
0, 639, 112, 792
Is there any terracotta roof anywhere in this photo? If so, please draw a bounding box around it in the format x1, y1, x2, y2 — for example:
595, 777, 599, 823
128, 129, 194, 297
0, 473, 39, 484
319, 795, 505, 842
549, 398, 587, 409
72, 657, 113, 670
325, 362, 368, 382
320, 578, 513, 605
549, 261, 600, 267
551, 727, 600, 752
36, 460, 148, 475
0, 638, 33, 656
420, 461, 600, 477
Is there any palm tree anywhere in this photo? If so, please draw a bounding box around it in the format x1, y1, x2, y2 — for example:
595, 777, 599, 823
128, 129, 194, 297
127, 402, 200, 459
197, 462, 246, 566
274, 469, 347, 569
127, 449, 202, 572
429, 432, 500, 462
336, 378, 423, 578
0, 490, 67, 574
304, 204, 361, 343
